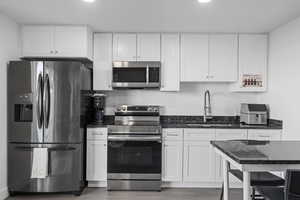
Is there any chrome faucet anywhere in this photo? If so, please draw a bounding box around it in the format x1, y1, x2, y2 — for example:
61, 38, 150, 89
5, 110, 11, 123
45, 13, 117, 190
204, 90, 213, 123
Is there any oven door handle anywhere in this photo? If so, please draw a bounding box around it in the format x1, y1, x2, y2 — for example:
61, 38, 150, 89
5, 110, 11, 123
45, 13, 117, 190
108, 136, 162, 142
109, 131, 160, 135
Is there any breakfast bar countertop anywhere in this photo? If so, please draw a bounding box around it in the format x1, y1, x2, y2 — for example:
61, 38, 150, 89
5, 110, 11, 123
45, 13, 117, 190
211, 140, 300, 164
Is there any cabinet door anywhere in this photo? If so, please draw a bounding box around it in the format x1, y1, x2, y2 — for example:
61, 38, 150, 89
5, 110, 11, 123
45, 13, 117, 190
209, 34, 238, 82
232, 34, 268, 92
86, 140, 107, 181
22, 26, 54, 57
113, 33, 137, 61
54, 26, 89, 58
162, 140, 183, 182
93, 33, 113, 91
137, 33, 161, 61
215, 129, 248, 184
181, 34, 209, 82
161, 34, 180, 91
183, 141, 215, 182
248, 129, 282, 141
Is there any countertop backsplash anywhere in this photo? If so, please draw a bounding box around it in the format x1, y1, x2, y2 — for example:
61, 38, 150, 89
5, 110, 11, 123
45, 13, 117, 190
102, 83, 261, 116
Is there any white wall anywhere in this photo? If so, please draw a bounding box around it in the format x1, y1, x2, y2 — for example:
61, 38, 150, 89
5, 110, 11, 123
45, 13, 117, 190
258, 16, 300, 140
104, 83, 260, 116
0, 13, 20, 200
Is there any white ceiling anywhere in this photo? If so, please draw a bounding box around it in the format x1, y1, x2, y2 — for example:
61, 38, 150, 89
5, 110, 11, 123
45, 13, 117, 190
0, 0, 300, 33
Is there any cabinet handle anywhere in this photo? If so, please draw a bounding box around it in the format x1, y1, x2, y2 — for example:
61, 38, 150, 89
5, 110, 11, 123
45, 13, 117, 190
103, 144, 107, 147
167, 133, 178, 136
92, 132, 103, 136
50, 50, 54, 54
258, 135, 270, 138
164, 144, 168, 147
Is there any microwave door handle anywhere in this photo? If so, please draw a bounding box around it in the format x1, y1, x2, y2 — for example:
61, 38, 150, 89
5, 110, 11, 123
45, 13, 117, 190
146, 65, 149, 84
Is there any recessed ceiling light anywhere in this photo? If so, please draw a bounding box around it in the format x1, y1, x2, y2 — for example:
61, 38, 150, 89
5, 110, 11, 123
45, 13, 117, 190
198, 0, 212, 3
83, 0, 95, 3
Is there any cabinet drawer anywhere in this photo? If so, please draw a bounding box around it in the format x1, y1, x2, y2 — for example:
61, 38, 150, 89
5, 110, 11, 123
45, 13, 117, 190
184, 129, 215, 141
215, 129, 248, 140
87, 128, 108, 140
248, 129, 282, 141
163, 129, 183, 141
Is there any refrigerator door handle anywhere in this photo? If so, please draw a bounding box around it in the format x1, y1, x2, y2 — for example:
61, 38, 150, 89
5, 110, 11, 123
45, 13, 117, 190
37, 74, 43, 129
43, 74, 50, 129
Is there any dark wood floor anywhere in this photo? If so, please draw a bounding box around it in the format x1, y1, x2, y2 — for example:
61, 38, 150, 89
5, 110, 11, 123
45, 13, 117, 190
6, 188, 242, 200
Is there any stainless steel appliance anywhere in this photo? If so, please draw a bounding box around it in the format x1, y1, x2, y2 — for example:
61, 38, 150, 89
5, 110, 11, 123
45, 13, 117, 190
107, 105, 162, 191
112, 61, 161, 89
7, 61, 92, 195
240, 103, 269, 125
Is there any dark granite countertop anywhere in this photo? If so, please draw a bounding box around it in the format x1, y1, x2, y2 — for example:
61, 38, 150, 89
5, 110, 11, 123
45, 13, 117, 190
87, 115, 282, 130
211, 140, 300, 164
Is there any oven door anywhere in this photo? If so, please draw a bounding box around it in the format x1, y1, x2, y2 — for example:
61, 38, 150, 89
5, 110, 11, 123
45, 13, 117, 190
107, 135, 162, 180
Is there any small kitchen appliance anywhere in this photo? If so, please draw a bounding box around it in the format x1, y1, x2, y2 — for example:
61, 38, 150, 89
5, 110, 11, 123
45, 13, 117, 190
240, 103, 269, 125
92, 94, 106, 124
107, 105, 162, 191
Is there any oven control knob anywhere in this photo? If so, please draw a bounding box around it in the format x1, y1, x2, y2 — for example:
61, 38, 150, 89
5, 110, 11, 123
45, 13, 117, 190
153, 107, 159, 112
148, 107, 153, 112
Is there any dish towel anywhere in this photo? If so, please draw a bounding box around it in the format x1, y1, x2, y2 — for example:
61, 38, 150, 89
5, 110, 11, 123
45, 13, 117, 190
31, 148, 48, 179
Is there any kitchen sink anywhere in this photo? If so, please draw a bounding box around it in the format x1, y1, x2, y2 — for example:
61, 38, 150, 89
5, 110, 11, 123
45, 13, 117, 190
186, 123, 234, 128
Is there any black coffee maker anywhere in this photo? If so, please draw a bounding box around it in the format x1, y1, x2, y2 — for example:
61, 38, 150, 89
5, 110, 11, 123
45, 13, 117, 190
92, 94, 106, 124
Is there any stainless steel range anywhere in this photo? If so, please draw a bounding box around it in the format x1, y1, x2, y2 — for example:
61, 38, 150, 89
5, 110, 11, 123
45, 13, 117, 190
107, 105, 162, 191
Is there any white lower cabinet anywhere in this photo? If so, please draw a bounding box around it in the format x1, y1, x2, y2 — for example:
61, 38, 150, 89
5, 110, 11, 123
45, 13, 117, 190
215, 129, 248, 185
162, 140, 183, 182
247, 129, 282, 140
183, 129, 216, 183
86, 128, 107, 183
183, 140, 215, 183
162, 128, 283, 188
162, 129, 183, 182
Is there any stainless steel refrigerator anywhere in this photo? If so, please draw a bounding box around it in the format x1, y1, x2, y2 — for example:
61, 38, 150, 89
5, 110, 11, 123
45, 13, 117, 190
7, 60, 92, 195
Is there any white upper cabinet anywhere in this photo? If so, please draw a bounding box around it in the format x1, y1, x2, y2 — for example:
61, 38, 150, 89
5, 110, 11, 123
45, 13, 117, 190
161, 34, 180, 91
93, 33, 113, 91
209, 34, 238, 82
137, 33, 161, 61
54, 26, 92, 58
22, 26, 54, 57
113, 33, 137, 61
232, 34, 268, 92
181, 34, 209, 82
113, 33, 161, 61
181, 33, 238, 82
22, 25, 93, 60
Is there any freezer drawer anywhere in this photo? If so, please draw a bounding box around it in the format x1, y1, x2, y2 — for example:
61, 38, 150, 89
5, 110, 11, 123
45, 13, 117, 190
8, 143, 85, 193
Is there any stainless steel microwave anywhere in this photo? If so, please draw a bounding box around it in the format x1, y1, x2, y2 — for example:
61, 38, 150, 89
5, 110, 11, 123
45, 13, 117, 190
112, 61, 161, 89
